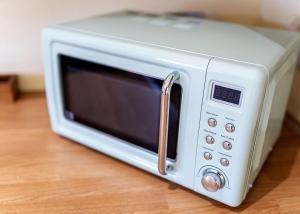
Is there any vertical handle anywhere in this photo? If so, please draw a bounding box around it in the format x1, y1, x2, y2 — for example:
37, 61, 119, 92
158, 71, 180, 175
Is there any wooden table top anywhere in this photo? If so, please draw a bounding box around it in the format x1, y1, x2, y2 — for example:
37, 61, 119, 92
0, 93, 299, 213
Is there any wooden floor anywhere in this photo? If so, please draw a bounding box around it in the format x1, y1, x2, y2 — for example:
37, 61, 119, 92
0, 93, 299, 214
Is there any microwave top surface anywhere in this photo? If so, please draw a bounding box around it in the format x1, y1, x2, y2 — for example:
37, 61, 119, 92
50, 11, 300, 70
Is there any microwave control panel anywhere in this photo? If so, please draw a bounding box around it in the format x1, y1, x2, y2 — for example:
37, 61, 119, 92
194, 79, 246, 203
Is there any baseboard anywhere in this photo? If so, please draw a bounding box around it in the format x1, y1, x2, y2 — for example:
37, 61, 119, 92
17, 74, 45, 92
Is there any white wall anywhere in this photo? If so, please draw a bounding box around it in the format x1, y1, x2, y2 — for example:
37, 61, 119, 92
0, 0, 262, 74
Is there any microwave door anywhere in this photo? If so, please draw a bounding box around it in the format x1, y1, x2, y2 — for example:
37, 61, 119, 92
60, 55, 182, 165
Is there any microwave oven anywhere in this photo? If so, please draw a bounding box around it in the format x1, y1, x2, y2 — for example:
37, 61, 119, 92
43, 11, 300, 207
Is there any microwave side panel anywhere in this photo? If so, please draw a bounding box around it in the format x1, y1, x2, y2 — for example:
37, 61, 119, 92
194, 59, 268, 207
249, 50, 299, 185
248, 32, 300, 188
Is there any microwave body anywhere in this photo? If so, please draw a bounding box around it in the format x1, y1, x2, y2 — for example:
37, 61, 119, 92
43, 12, 300, 207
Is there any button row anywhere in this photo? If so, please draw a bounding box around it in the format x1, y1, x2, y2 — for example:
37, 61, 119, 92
203, 152, 230, 167
207, 118, 235, 133
205, 136, 232, 150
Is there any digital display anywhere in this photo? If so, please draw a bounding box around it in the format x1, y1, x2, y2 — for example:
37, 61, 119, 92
212, 84, 241, 105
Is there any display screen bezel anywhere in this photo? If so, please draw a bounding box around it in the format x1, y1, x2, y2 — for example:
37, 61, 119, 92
210, 81, 243, 107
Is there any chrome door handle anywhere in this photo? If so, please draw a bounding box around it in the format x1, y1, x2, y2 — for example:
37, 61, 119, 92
158, 71, 180, 175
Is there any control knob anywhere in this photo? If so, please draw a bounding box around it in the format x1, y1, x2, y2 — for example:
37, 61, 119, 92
201, 169, 225, 192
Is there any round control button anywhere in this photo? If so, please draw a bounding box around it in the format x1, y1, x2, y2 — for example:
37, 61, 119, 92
203, 152, 212, 160
205, 135, 215, 144
220, 158, 230, 167
201, 169, 225, 192
208, 118, 217, 127
225, 123, 235, 133
222, 141, 232, 150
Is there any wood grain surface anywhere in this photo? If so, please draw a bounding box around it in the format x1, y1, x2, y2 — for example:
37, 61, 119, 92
0, 93, 299, 214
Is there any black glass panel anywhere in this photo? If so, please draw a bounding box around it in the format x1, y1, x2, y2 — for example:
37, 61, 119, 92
60, 55, 182, 160
213, 85, 241, 105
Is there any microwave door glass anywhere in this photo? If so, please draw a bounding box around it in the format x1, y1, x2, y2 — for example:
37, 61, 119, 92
60, 55, 182, 160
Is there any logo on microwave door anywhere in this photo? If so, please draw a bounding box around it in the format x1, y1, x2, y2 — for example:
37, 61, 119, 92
64, 111, 75, 120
